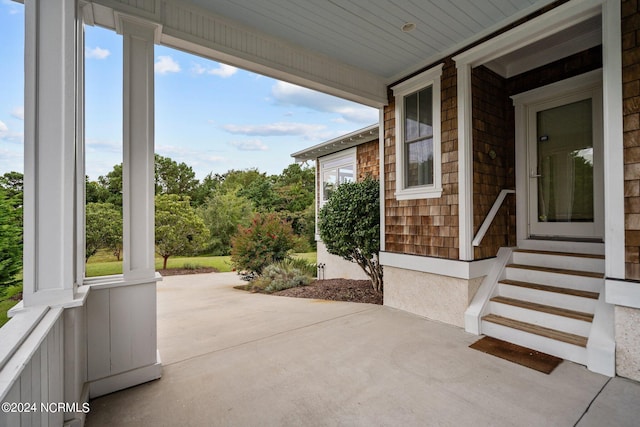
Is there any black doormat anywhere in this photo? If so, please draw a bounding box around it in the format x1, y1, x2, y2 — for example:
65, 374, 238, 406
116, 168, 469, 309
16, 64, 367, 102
470, 336, 563, 374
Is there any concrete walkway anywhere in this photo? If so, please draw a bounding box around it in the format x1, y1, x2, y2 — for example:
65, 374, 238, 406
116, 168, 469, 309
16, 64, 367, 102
86, 272, 640, 427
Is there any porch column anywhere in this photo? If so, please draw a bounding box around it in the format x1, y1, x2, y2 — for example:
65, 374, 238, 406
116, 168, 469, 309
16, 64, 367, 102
23, 0, 81, 306
118, 15, 158, 281
456, 63, 474, 261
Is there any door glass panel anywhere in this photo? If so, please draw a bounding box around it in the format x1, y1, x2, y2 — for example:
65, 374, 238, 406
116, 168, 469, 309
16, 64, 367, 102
536, 99, 593, 223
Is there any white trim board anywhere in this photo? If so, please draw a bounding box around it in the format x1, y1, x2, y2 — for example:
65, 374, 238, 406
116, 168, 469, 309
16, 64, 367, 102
605, 279, 640, 309
379, 252, 494, 280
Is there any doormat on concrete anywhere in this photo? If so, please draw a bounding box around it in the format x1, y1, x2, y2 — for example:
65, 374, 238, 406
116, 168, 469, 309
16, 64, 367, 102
469, 336, 563, 374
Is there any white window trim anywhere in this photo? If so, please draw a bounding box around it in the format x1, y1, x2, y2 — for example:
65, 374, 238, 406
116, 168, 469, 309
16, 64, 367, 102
392, 64, 443, 200
316, 148, 357, 239
318, 147, 357, 207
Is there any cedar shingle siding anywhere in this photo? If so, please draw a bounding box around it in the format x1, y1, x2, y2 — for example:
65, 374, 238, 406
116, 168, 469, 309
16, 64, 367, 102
384, 59, 460, 260
357, 140, 379, 180
383, 42, 602, 260
623, 0, 640, 280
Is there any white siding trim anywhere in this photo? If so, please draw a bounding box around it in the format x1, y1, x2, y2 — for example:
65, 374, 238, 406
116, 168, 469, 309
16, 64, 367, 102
602, 0, 625, 280
379, 252, 494, 280
457, 63, 474, 261
606, 279, 640, 309
391, 64, 444, 200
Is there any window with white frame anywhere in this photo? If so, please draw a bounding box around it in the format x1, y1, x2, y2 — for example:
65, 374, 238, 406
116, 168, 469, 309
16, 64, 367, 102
319, 148, 356, 206
392, 64, 443, 200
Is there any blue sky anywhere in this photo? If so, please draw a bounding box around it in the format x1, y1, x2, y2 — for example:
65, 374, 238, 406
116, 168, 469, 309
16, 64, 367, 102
0, 2, 377, 180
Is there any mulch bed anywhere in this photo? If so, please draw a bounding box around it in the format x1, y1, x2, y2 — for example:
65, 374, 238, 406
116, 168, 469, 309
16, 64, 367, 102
274, 279, 382, 305
158, 267, 219, 276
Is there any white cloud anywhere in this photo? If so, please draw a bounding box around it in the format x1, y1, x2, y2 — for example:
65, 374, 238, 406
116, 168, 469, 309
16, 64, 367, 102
208, 64, 238, 78
230, 139, 268, 151
191, 62, 238, 78
155, 56, 181, 75
86, 46, 111, 60
191, 63, 206, 75
271, 81, 378, 124
222, 122, 325, 137
10, 106, 23, 120
0, 121, 22, 143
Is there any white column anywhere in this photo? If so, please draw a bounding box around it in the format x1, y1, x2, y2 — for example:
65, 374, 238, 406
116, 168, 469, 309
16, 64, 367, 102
117, 15, 159, 281
602, 0, 624, 280
457, 63, 474, 261
23, 0, 80, 306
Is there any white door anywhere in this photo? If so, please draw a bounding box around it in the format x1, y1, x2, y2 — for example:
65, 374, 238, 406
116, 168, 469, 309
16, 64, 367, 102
527, 86, 603, 240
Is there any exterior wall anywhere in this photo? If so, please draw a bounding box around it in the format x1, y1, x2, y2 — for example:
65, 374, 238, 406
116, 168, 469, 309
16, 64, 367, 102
472, 66, 515, 259
384, 59, 460, 260
615, 305, 640, 380
316, 138, 379, 280
384, 266, 483, 327
356, 139, 380, 180
623, 0, 640, 280
317, 241, 370, 280
619, 0, 640, 382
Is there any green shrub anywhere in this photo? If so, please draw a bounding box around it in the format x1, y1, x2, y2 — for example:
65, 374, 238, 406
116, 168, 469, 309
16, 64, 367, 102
250, 262, 312, 293
277, 257, 317, 277
318, 177, 382, 292
182, 262, 203, 270
231, 213, 296, 275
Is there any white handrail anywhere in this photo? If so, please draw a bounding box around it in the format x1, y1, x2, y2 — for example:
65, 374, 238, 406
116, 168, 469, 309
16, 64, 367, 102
472, 189, 515, 247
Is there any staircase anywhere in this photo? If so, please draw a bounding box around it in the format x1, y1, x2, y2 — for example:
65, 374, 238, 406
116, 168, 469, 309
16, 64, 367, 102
475, 249, 606, 367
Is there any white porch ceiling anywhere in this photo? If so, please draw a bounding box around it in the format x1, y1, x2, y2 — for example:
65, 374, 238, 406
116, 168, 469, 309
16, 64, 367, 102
90, 0, 562, 106
187, 0, 554, 82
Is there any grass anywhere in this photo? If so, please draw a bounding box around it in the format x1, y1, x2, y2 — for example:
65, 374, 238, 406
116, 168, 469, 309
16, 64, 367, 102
85, 252, 317, 277
0, 284, 23, 328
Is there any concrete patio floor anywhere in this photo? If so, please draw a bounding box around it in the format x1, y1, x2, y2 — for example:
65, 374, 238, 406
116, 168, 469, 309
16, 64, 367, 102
86, 272, 640, 427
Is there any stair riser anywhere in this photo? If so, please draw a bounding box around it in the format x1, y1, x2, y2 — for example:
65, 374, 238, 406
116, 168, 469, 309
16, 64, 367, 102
511, 252, 605, 274
498, 283, 598, 313
505, 268, 602, 292
481, 321, 587, 365
489, 301, 591, 336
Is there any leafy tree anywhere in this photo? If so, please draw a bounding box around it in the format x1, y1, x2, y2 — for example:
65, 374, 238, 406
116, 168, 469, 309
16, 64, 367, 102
86, 176, 112, 204
85, 203, 122, 261
0, 188, 23, 289
155, 194, 209, 269
97, 163, 123, 206
0, 171, 23, 202
197, 192, 255, 255
231, 212, 295, 275
155, 154, 199, 197
318, 177, 382, 292
190, 172, 222, 207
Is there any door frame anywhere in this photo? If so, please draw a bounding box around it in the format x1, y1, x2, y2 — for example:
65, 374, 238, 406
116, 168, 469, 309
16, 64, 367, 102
513, 69, 604, 250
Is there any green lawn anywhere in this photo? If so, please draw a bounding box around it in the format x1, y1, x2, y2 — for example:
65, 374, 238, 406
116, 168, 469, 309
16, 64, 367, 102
85, 252, 317, 277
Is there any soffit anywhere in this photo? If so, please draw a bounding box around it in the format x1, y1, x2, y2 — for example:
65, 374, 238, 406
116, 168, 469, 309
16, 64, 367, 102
186, 0, 556, 82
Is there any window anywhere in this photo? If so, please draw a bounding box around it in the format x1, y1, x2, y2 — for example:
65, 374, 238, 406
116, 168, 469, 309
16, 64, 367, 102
319, 148, 356, 206
392, 64, 443, 199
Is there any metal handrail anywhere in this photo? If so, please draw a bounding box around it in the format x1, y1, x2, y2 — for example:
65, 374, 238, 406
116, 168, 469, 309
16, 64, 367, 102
472, 189, 515, 247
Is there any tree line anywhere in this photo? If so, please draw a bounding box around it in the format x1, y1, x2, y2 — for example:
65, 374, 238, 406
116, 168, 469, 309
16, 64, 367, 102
87, 154, 316, 267
0, 155, 315, 283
